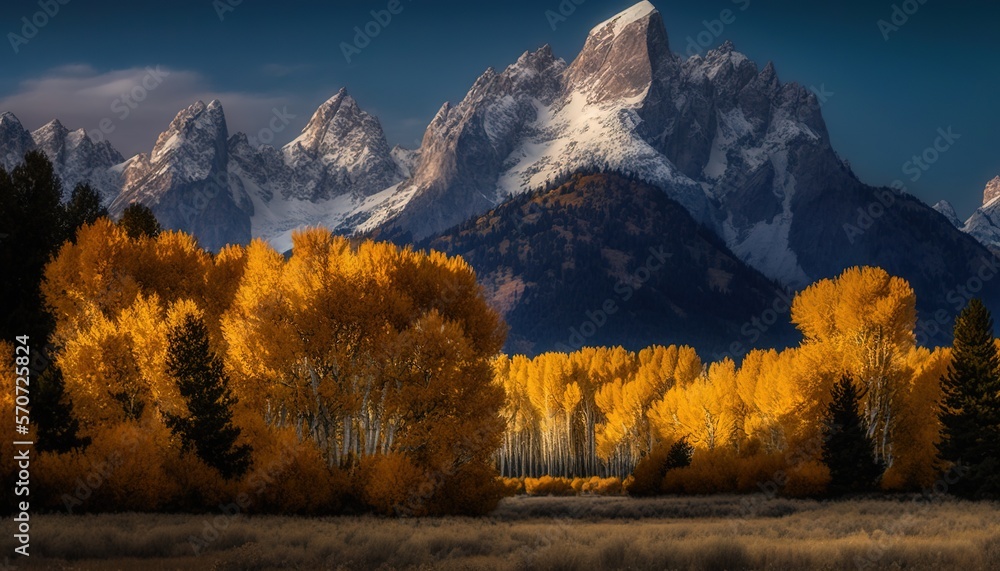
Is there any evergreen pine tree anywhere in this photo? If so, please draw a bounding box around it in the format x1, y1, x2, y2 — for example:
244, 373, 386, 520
63, 183, 108, 239
937, 298, 1000, 499
117, 203, 162, 239
627, 437, 693, 497
664, 437, 694, 471
822, 375, 883, 495
165, 313, 251, 479
0, 151, 65, 342
34, 364, 90, 453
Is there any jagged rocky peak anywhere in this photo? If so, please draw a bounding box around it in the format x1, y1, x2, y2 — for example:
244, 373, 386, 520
495, 45, 566, 99
29, 118, 125, 203
565, 0, 677, 103
285, 88, 362, 156
984, 176, 1000, 206
282, 88, 400, 199
32, 118, 69, 145
151, 99, 228, 165
963, 176, 1000, 251
933, 200, 963, 228
0, 111, 36, 169
32, 119, 124, 163
700, 41, 757, 86
112, 98, 250, 252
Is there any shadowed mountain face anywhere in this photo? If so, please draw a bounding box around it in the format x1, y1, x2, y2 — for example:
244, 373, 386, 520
2, 1, 997, 344
963, 177, 1000, 255
421, 172, 797, 357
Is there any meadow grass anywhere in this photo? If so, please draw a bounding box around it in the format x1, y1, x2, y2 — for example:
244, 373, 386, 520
4, 495, 999, 570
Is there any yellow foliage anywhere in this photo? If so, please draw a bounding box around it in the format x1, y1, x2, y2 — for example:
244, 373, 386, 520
360, 453, 429, 516
524, 476, 576, 496
582, 477, 624, 495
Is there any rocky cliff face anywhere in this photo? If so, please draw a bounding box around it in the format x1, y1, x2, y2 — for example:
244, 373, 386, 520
282, 88, 402, 201
933, 200, 963, 228
985, 176, 1000, 207
31, 119, 124, 203
0, 113, 37, 172
963, 177, 1000, 252
109, 100, 250, 251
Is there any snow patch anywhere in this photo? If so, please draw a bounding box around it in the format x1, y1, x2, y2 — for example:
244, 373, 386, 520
590, 1, 656, 38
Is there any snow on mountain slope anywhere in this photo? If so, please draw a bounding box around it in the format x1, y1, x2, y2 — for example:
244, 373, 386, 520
495, 90, 707, 224
31, 119, 124, 203
281, 88, 402, 201
110, 100, 252, 251
0, 112, 36, 171
963, 177, 1000, 250
933, 200, 963, 228
1, 0, 993, 314
0, 112, 124, 203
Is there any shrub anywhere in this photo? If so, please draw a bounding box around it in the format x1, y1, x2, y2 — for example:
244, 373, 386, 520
783, 460, 831, 498
583, 477, 624, 495
734, 452, 786, 493
524, 476, 575, 496
249, 429, 348, 515
500, 478, 525, 495
359, 453, 428, 516
630, 438, 696, 496
427, 463, 507, 516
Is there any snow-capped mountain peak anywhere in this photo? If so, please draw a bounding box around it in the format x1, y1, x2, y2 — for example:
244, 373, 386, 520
933, 200, 963, 228
281, 87, 401, 201
283, 88, 354, 157
32, 119, 125, 202
590, 0, 657, 38
566, 0, 674, 103
984, 175, 1000, 207
963, 176, 1000, 251
0, 111, 36, 171
151, 99, 228, 167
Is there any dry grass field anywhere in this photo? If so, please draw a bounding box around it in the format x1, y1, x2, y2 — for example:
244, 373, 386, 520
4, 495, 999, 570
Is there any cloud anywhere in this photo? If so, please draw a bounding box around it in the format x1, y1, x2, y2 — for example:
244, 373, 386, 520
0, 65, 311, 157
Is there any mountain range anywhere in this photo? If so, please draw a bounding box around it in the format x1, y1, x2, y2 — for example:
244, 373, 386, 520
2, 0, 998, 352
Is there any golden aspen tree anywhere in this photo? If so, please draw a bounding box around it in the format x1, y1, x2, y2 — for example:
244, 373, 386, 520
42, 219, 142, 342
222, 228, 506, 512
882, 347, 950, 489
648, 359, 741, 451
791, 266, 917, 465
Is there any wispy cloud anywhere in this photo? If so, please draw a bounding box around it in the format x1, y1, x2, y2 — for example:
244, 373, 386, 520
0, 65, 307, 157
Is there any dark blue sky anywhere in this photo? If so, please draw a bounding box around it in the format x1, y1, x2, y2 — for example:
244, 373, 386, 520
2, 0, 998, 217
